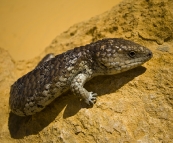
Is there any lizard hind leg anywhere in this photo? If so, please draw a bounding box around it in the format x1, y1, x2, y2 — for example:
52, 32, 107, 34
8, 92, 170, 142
70, 73, 97, 105
36, 53, 55, 68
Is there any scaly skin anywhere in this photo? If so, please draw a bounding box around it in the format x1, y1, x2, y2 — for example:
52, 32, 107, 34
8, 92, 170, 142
9, 38, 152, 116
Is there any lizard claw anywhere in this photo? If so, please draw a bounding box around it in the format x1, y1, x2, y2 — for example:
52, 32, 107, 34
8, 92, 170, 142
85, 92, 97, 105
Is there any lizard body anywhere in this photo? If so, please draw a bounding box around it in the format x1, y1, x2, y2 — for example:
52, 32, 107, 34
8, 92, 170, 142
9, 38, 152, 116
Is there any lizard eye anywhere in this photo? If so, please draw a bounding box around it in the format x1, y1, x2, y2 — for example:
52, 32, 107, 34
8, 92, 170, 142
128, 51, 136, 58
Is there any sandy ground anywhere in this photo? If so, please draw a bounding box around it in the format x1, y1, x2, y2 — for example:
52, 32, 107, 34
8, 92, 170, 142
0, 0, 122, 60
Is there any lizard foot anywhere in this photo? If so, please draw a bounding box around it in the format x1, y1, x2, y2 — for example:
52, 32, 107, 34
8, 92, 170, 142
85, 92, 97, 105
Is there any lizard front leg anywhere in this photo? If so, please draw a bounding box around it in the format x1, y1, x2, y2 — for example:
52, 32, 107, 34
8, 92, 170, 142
70, 73, 97, 105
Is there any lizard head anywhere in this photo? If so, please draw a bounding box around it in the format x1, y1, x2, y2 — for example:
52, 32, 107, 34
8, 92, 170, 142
94, 38, 152, 74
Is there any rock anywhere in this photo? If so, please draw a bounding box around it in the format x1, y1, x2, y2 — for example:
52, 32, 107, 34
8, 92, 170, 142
1, 0, 173, 142
157, 45, 170, 52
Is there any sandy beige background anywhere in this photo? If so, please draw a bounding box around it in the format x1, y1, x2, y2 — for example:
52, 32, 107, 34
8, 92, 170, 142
0, 0, 122, 60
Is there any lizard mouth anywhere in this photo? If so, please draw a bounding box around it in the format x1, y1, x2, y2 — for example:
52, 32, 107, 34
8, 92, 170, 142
104, 52, 153, 75
119, 53, 152, 71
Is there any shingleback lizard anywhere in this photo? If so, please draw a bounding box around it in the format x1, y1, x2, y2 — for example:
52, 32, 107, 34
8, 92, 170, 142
9, 38, 152, 116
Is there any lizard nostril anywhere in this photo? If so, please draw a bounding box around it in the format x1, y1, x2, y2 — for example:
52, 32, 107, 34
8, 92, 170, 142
148, 51, 153, 57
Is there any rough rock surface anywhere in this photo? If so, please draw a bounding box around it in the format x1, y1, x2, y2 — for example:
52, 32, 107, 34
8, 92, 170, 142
0, 0, 173, 142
